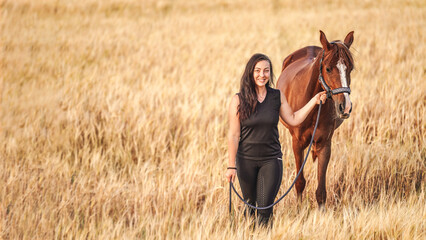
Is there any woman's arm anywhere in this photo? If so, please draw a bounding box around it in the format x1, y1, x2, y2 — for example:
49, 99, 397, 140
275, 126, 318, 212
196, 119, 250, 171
279, 90, 327, 127
226, 94, 240, 182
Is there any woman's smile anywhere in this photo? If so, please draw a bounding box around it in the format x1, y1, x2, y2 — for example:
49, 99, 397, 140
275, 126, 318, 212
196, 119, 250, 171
253, 60, 270, 87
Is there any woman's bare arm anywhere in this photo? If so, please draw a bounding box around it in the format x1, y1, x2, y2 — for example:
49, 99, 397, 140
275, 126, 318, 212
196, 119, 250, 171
279, 90, 326, 127
226, 95, 240, 182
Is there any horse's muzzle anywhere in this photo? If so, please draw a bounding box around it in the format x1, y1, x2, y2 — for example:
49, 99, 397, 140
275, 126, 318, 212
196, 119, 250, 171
338, 100, 352, 119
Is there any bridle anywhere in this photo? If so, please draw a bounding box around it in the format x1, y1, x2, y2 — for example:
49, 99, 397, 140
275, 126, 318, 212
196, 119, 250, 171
318, 44, 351, 99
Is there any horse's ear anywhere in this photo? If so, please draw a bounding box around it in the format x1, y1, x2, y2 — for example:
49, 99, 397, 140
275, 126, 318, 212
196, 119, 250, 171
319, 30, 331, 51
344, 31, 354, 49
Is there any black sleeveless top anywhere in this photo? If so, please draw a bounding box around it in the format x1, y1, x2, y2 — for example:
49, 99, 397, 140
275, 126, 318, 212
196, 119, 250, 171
237, 87, 282, 161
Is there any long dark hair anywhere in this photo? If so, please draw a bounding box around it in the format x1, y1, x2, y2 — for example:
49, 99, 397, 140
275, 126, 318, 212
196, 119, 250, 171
238, 53, 274, 121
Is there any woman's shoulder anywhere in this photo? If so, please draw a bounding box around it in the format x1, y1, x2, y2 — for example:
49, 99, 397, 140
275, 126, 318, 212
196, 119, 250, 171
230, 93, 240, 105
268, 87, 281, 97
268, 87, 282, 106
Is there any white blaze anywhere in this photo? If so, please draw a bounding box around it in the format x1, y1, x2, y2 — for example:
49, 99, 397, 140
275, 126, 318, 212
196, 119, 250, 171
336, 59, 352, 114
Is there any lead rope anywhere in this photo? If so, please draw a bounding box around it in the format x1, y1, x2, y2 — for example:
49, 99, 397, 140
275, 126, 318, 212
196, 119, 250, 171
229, 101, 323, 213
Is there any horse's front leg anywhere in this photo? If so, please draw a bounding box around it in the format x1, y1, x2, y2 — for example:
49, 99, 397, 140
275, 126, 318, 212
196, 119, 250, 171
292, 137, 306, 203
315, 140, 332, 208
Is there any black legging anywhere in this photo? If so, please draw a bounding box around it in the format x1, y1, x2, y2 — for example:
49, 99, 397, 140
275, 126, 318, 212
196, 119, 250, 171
236, 157, 283, 227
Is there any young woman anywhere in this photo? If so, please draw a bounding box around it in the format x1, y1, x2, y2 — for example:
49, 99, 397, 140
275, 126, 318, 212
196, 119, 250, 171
226, 53, 326, 227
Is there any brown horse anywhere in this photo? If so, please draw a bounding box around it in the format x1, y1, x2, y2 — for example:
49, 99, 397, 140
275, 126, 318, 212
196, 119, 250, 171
277, 30, 354, 207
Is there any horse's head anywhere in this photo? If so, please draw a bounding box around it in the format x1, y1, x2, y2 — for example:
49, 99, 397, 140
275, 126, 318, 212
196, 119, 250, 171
319, 30, 354, 119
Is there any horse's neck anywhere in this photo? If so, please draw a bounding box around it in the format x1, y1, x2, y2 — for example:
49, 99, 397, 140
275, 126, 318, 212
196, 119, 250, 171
305, 52, 323, 98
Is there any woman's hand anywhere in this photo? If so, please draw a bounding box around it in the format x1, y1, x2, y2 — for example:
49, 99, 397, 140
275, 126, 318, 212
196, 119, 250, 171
315, 91, 327, 104
225, 169, 237, 182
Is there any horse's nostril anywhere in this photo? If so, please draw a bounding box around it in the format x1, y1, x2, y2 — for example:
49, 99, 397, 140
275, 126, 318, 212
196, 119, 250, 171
339, 104, 344, 113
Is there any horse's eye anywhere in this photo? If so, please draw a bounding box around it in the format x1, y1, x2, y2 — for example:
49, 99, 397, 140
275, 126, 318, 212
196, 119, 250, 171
326, 67, 331, 73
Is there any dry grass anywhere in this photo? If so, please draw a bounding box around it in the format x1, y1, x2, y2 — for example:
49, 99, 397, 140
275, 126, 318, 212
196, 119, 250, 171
1, 0, 425, 239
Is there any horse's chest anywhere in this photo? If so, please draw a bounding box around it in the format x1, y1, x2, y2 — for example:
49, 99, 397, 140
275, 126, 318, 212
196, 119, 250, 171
294, 116, 336, 145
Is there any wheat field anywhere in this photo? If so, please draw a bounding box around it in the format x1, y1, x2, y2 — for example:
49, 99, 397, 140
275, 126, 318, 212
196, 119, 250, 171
1, 0, 425, 239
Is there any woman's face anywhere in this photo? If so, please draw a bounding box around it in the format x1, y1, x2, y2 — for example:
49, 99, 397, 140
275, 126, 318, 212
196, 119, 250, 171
253, 60, 270, 88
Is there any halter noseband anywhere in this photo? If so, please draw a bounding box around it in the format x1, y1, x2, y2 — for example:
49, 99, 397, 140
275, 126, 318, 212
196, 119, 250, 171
318, 47, 351, 99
